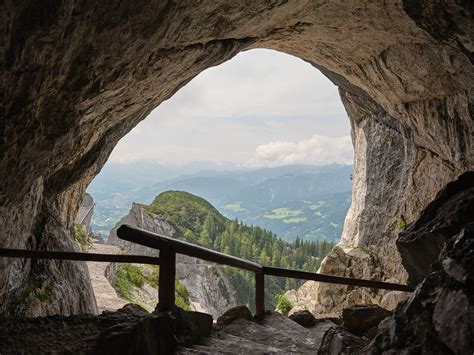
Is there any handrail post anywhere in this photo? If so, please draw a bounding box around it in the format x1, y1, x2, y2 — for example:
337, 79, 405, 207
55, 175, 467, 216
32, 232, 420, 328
255, 271, 265, 319
157, 248, 176, 312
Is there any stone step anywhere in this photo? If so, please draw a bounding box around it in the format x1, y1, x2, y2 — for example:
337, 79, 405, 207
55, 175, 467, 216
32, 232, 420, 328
218, 318, 319, 353
178, 311, 335, 354
202, 332, 285, 353
177, 343, 237, 354
261, 311, 318, 346
261, 311, 336, 347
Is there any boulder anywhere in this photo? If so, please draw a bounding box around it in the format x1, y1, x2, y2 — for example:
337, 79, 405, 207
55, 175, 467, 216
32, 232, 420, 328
318, 327, 369, 355
168, 306, 213, 346
397, 171, 474, 287
289, 310, 318, 328
0, 303, 168, 354
367, 173, 474, 353
342, 304, 391, 336
216, 305, 253, 326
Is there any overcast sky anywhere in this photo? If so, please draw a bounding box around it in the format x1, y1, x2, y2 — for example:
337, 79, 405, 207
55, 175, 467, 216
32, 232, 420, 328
108, 49, 352, 167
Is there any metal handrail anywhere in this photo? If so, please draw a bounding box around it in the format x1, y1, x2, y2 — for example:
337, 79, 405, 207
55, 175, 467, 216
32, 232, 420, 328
0, 248, 161, 265
116, 224, 414, 316
263, 266, 413, 292
0, 224, 414, 318
117, 225, 262, 273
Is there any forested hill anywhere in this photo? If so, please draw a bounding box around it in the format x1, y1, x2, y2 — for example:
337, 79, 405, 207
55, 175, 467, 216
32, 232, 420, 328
89, 163, 352, 242
144, 191, 335, 308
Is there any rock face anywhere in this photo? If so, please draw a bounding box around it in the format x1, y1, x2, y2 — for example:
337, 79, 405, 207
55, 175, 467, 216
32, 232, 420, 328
75, 192, 94, 233
397, 171, 474, 287
216, 305, 253, 327
107, 203, 238, 318
86, 242, 128, 313
342, 304, 391, 336
366, 172, 474, 354
179, 311, 335, 354
0, 2, 472, 315
0, 304, 160, 354
288, 309, 318, 328
0, 303, 212, 354
286, 246, 409, 314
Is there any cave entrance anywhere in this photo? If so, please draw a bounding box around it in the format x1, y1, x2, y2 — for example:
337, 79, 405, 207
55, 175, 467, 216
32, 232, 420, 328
85, 48, 354, 315
4, 2, 469, 320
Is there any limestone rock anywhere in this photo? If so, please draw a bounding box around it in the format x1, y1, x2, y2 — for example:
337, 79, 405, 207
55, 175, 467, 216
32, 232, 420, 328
380, 291, 409, 311
285, 280, 319, 315
293, 245, 391, 315
216, 305, 253, 326
75, 192, 95, 233
107, 203, 238, 318
342, 304, 391, 336
1, 1, 473, 316
289, 309, 318, 328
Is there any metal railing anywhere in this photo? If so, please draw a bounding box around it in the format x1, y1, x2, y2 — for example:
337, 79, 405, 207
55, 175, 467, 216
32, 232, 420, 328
0, 224, 413, 318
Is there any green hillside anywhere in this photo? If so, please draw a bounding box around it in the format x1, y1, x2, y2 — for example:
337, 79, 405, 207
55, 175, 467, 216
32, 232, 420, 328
145, 191, 335, 310
88, 164, 352, 242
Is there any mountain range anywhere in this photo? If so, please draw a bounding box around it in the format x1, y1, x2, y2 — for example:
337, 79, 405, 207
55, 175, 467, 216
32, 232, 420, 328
88, 162, 352, 242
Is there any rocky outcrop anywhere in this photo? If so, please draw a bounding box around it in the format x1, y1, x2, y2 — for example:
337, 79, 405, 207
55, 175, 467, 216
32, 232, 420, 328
366, 172, 474, 354
342, 304, 391, 337
318, 327, 370, 355
0, 303, 213, 354
286, 245, 409, 314
289, 309, 318, 328
75, 192, 94, 233
107, 203, 238, 318
397, 171, 474, 287
1, 2, 472, 316
179, 311, 335, 354
320, 173, 474, 354
216, 305, 253, 327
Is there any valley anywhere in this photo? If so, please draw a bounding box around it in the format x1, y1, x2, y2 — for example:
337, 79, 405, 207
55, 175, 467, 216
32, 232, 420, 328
88, 163, 352, 242
106, 191, 336, 314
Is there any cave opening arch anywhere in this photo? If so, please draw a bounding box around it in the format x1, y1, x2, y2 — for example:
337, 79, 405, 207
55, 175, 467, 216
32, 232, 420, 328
1, 1, 472, 316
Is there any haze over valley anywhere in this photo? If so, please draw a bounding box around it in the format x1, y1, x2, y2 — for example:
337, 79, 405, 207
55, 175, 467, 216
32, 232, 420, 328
88, 162, 352, 243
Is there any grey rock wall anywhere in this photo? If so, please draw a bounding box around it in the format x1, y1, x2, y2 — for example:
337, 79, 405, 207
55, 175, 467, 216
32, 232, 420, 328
0, 1, 472, 315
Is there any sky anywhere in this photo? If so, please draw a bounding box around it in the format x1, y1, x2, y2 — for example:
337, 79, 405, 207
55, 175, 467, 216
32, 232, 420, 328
108, 48, 353, 167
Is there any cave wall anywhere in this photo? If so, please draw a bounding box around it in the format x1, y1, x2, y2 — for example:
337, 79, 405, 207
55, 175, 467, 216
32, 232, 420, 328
1, 1, 472, 315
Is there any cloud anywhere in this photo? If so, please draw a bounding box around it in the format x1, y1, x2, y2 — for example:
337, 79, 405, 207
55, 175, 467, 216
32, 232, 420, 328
108, 49, 351, 165
246, 135, 353, 167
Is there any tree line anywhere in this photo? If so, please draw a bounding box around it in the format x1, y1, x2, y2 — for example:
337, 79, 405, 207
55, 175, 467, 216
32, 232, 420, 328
146, 191, 336, 309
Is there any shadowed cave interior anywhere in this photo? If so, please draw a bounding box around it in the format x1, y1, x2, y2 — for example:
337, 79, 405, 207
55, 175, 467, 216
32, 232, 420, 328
0, 1, 473, 353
